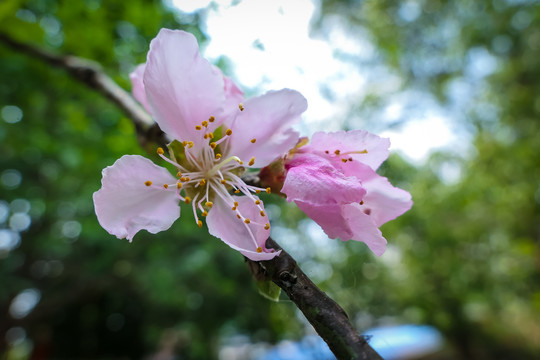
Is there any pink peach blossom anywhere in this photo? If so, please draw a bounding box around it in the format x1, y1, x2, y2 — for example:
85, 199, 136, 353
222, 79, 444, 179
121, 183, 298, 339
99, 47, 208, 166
281, 130, 412, 256
94, 29, 307, 260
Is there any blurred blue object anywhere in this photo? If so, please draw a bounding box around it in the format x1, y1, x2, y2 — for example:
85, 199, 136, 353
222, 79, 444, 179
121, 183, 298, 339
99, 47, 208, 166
257, 324, 443, 360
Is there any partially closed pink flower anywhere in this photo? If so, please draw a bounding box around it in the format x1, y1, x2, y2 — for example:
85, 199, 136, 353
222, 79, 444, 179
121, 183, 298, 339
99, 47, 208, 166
93, 29, 307, 260
281, 130, 412, 256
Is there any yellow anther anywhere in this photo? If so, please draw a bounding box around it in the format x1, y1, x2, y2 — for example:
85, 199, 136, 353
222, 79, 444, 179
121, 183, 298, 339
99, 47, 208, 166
360, 200, 364, 205
234, 201, 239, 207
266, 187, 271, 194
360, 149, 368, 154
248, 157, 255, 166
202, 120, 208, 127
197, 220, 203, 228
210, 142, 217, 149
185, 197, 191, 204
182, 141, 188, 147
202, 211, 208, 217
324, 150, 329, 154
195, 125, 202, 130
255, 200, 261, 205
237, 214, 241, 219
226, 129, 233, 136
185, 176, 190, 181
234, 189, 240, 194
188, 141, 194, 148
144, 181, 152, 187
342, 158, 348, 163
215, 153, 222, 159
250, 138, 256, 143
239, 103, 244, 111
255, 190, 261, 194
236, 160, 244, 165
220, 179, 227, 184
177, 171, 182, 177
209, 116, 215, 122
232, 206, 236, 211
264, 223, 270, 230
348, 157, 353, 161
208, 132, 214, 139
163, 184, 169, 189
177, 182, 182, 189
256, 247, 262, 253
157, 147, 164, 155
205, 201, 213, 208
334, 150, 341, 155
199, 179, 206, 186
180, 177, 187, 182
260, 210, 265, 217
203, 134, 208, 139
244, 218, 251, 224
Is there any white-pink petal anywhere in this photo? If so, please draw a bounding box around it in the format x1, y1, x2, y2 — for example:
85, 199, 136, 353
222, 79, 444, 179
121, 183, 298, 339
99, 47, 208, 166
306, 130, 390, 171
206, 195, 280, 261
93, 155, 180, 241
282, 153, 366, 206
129, 63, 152, 114
144, 29, 225, 147
296, 201, 387, 256
225, 89, 307, 168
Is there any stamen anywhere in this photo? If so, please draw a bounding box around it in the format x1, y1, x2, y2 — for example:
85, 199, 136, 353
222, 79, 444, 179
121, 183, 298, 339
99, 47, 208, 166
255, 200, 261, 205
185, 197, 191, 204
205, 201, 213, 208
264, 223, 270, 230
250, 138, 256, 143
202, 120, 208, 127
199, 179, 206, 186
360, 200, 364, 205
248, 157, 255, 166
256, 247, 262, 253
266, 187, 271, 194
342, 158, 348, 163
216, 153, 222, 159
177, 182, 182, 189
220, 179, 227, 184
201, 211, 208, 217
163, 184, 169, 189
209, 116, 215, 123
325, 150, 329, 154
255, 190, 261, 194
244, 218, 251, 224
260, 211, 265, 217
235, 189, 240, 194
239, 103, 244, 111
145, 181, 152, 187
188, 141, 194, 148
207, 132, 214, 139
210, 142, 217, 149
234, 201, 239, 207
177, 172, 182, 177
157, 147, 165, 155
182, 141, 188, 147
197, 220, 203, 228
334, 150, 341, 155
226, 129, 233, 136
195, 125, 202, 130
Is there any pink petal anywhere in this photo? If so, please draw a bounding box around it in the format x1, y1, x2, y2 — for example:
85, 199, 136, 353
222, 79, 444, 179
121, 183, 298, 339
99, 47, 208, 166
93, 155, 180, 241
144, 29, 225, 145
129, 63, 152, 114
224, 89, 307, 168
206, 195, 280, 261
359, 169, 413, 227
282, 153, 366, 206
296, 201, 387, 256
305, 130, 390, 171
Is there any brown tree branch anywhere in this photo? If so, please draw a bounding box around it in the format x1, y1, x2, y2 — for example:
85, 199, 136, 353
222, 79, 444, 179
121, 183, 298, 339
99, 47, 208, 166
0, 33, 383, 360
0, 32, 167, 148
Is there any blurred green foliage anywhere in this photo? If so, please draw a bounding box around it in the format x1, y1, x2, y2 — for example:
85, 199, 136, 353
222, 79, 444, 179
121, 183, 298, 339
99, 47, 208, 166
1, 0, 540, 359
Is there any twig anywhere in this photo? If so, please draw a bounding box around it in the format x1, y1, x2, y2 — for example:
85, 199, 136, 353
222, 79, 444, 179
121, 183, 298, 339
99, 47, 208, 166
1, 33, 384, 360
249, 238, 383, 360
0, 32, 166, 148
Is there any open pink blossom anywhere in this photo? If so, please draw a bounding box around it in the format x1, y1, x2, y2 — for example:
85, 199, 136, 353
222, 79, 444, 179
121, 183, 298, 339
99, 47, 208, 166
93, 29, 307, 260
281, 130, 412, 256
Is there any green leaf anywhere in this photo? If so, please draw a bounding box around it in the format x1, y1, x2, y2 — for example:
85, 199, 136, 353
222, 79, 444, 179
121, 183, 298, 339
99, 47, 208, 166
257, 280, 281, 302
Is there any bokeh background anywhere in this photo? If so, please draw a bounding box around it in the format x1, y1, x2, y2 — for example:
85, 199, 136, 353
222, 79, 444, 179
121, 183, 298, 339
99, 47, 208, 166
1, 0, 539, 359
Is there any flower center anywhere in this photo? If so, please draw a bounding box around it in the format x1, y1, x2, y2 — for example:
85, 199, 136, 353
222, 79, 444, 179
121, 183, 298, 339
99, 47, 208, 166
144, 109, 271, 252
